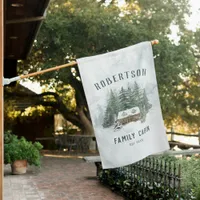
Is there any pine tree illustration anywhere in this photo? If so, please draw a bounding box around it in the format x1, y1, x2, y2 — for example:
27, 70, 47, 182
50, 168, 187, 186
97, 104, 104, 126
102, 90, 118, 128
102, 82, 152, 127
132, 82, 151, 122
126, 86, 133, 109
143, 89, 152, 113
138, 89, 152, 122
132, 82, 141, 106
119, 87, 130, 111
102, 106, 115, 128
109, 89, 120, 116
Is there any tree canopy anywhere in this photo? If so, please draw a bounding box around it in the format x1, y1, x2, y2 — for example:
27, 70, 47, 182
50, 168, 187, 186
11, 0, 200, 133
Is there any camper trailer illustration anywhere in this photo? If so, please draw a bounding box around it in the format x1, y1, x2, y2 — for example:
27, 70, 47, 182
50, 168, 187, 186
114, 107, 140, 131
117, 107, 140, 124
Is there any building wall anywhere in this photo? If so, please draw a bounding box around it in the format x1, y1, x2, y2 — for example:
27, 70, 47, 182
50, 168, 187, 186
12, 114, 55, 149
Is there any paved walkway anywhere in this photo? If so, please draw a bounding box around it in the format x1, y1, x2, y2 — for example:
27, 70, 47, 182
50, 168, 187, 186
4, 155, 124, 200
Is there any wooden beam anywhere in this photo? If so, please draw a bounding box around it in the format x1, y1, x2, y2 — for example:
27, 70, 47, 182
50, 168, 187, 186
6, 16, 45, 24
0, 0, 4, 198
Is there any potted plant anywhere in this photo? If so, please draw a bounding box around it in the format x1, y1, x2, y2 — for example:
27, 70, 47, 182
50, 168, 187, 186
4, 131, 43, 174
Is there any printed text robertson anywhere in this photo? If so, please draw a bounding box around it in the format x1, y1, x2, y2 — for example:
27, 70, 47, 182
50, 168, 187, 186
94, 69, 147, 90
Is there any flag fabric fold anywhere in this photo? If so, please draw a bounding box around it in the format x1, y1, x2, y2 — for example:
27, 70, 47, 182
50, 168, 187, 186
77, 41, 169, 169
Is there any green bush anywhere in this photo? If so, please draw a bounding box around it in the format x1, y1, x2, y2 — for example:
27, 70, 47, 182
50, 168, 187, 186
99, 155, 200, 200
177, 156, 200, 200
99, 169, 180, 199
4, 131, 43, 166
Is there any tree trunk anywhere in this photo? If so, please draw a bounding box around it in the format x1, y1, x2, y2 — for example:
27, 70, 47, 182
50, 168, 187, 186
77, 106, 94, 135
5, 90, 95, 135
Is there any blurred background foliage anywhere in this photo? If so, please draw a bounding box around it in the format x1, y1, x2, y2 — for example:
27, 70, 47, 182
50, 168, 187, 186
5, 0, 200, 134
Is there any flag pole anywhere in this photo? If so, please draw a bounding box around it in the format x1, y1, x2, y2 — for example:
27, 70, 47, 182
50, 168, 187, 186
20, 61, 77, 79
3, 40, 159, 85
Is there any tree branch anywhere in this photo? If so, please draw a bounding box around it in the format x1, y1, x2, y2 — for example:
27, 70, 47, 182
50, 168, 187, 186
34, 94, 83, 128
5, 87, 84, 129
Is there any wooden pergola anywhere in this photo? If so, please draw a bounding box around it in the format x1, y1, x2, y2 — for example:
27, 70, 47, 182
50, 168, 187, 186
0, 0, 50, 198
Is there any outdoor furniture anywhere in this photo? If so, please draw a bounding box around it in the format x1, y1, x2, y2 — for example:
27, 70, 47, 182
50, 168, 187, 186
36, 135, 97, 153
67, 135, 96, 153
65, 135, 78, 153
54, 134, 78, 153
83, 156, 101, 176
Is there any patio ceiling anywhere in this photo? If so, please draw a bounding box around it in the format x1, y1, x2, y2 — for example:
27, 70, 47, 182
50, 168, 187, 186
4, 0, 50, 78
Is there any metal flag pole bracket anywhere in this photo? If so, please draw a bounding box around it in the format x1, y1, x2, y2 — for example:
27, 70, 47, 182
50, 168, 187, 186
3, 76, 21, 86
3, 40, 159, 86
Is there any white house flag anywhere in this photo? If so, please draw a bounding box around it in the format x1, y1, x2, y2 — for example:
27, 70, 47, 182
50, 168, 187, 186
77, 41, 169, 169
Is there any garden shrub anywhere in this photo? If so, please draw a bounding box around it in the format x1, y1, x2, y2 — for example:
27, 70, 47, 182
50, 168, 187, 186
177, 156, 200, 200
4, 131, 43, 167
99, 155, 200, 200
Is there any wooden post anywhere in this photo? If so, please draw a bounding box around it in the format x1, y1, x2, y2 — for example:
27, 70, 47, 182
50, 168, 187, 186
0, 0, 4, 198
171, 126, 174, 141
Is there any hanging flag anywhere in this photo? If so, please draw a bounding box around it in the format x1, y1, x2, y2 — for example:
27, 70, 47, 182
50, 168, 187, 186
77, 41, 169, 169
